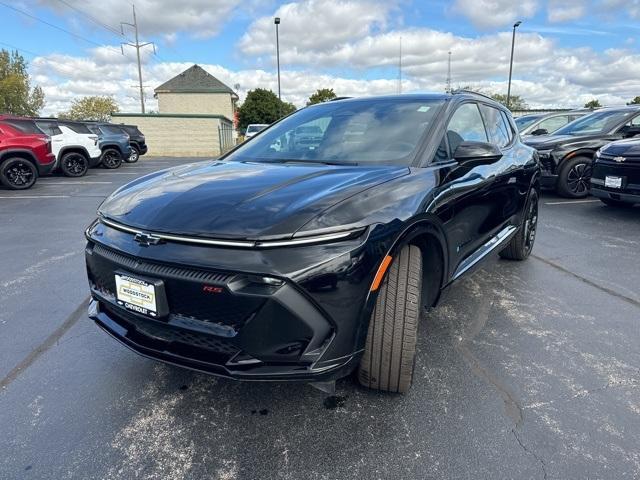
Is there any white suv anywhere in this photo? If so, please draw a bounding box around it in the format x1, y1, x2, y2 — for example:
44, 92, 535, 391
35, 119, 102, 177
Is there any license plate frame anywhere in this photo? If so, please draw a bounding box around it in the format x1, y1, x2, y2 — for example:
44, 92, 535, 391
114, 272, 168, 318
605, 176, 623, 189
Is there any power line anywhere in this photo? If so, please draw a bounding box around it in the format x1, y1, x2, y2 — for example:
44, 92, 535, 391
54, 0, 126, 39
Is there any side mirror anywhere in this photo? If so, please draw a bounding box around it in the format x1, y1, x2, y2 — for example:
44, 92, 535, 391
531, 128, 548, 136
453, 141, 503, 165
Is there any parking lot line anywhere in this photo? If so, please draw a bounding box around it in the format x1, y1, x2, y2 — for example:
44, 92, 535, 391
0, 195, 71, 199
38, 181, 113, 185
544, 199, 601, 205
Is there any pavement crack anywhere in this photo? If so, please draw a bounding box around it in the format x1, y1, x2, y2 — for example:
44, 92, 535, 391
0, 296, 90, 391
532, 254, 640, 308
513, 428, 548, 480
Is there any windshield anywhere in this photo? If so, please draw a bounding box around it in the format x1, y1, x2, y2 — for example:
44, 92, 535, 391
227, 98, 445, 166
515, 115, 542, 131
554, 110, 636, 136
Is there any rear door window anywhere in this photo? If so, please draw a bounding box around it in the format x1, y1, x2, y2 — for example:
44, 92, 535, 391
479, 105, 511, 148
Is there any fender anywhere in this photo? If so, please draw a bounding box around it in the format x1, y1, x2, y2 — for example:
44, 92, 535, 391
559, 148, 597, 168
100, 144, 125, 157
58, 146, 90, 160
0, 149, 38, 166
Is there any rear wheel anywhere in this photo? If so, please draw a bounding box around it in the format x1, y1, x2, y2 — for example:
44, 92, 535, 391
126, 146, 140, 163
557, 156, 592, 198
600, 198, 634, 208
0, 157, 38, 190
500, 189, 539, 260
358, 245, 422, 393
101, 148, 122, 169
60, 152, 89, 177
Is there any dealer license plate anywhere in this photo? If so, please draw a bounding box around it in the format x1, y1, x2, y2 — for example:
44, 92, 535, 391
115, 273, 158, 317
605, 176, 622, 189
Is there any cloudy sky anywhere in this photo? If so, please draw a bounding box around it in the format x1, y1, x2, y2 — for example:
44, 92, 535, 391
1, 0, 639, 115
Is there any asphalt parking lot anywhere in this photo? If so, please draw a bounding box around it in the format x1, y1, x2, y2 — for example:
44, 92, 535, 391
1, 157, 639, 480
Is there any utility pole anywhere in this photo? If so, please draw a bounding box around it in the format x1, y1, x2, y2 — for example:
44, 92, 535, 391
122, 5, 155, 114
446, 51, 452, 93
398, 36, 402, 94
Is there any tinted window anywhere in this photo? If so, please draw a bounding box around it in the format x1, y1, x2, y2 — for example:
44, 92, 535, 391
226, 98, 445, 166
515, 115, 542, 131
99, 125, 126, 136
536, 115, 569, 134
555, 110, 637, 135
480, 105, 510, 148
2, 119, 43, 134
446, 103, 488, 153
36, 122, 62, 136
61, 122, 92, 134
120, 125, 142, 136
500, 111, 515, 142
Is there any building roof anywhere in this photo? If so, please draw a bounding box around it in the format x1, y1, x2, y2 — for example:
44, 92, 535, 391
154, 65, 238, 97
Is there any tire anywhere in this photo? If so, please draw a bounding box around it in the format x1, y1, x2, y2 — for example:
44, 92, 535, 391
358, 245, 422, 393
500, 189, 539, 261
557, 156, 592, 198
599, 198, 634, 208
0, 157, 38, 190
126, 146, 140, 163
101, 148, 122, 169
60, 152, 89, 177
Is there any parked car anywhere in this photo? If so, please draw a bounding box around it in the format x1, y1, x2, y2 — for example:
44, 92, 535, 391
524, 106, 640, 197
84, 122, 132, 169
85, 92, 539, 393
590, 138, 640, 207
114, 124, 147, 163
517, 110, 588, 136
0, 120, 55, 189
35, 119, 102, 177
245, 124, 269, 138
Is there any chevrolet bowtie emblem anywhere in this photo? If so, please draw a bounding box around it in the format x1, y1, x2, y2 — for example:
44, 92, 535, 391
613, 156, 626, 163
134, 232, 163, 246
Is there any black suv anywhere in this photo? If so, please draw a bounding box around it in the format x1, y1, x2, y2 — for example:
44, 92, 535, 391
591, 138, 640, 207
85, 93, 539, 393
115, 124, 147, 163
525, 106, 640, 197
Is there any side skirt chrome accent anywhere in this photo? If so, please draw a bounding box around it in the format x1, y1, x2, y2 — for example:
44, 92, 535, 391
452, 225, 518, 281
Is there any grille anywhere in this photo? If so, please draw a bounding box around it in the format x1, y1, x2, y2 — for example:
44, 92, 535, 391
102, 304, 240, 356
87, 244, 266, 331
598, 154, 640, 165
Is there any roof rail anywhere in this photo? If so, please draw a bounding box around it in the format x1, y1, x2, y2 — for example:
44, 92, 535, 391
330, 96, 352, 101
451, 89, 496, 102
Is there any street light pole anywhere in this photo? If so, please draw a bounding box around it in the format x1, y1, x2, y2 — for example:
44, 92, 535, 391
274, 17, 281, 106
506, 20, 521, 109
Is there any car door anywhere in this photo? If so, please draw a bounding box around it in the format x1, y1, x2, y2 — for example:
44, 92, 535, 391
429, 101, 505, 276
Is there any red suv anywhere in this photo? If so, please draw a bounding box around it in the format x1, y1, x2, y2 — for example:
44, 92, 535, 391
0, 120, 56, 190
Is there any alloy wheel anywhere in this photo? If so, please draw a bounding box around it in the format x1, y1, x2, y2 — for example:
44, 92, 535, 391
523, 196, 538, 254
65, 154, 87, 176
5, 161, 34, 187
127, 149, 139, 163
102, 151, 120, 169
566, 162, 591, 195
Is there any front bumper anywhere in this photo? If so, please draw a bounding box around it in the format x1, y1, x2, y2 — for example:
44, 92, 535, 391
591, 160, 640, 205
85, 222, 382, 382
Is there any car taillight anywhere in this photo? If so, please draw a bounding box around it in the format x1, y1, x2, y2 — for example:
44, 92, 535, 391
89, 134, 98, 145
45, 136, 52, 152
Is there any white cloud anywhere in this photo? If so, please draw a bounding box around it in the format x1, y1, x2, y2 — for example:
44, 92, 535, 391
548, 0, 586, 22
36, 0, 241, 38
451, 0, 538, 28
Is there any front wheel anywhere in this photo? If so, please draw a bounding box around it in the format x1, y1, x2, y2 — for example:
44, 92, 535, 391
0, 157, 38, 190
101, 148, 122, 169
60, 152, 89, 177
358, 245, 422, 393
126, 146, 140, 163
500, 189, 539, 261
557, 156, 592, 198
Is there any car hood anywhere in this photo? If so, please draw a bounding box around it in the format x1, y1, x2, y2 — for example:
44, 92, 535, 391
601, 138, 640, 157
98, 160, 409, 239
524, 134, 604, 150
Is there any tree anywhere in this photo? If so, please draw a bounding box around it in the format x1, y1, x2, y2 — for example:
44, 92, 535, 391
627, 96, 640, 105
307, 88, 337, 105
237, 88, 297, 131
488, 93, 528, 111
584, 99, 601, 109
0, 49, 45, 116
59, 96, 119, 122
